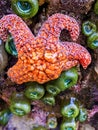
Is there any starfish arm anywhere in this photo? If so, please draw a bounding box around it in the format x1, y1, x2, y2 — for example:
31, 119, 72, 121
37, 13, 80, 42
7, 57, 35, 84
0, 14, 35, 52
62, 42, 91, 69
7, 59, 25, 84
7, 59, 50, 84
62, 60, 79, 70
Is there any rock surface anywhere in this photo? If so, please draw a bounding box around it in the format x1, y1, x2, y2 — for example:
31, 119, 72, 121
0, 40, 8, 72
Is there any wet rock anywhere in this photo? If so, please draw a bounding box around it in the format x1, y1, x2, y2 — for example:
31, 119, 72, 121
0, 40, 8, 72
2, 103, 47, 130
0, 0, 12, 18
47, 0, 94, 15
94, 49, 98, 75
39, 0, 46, 6
60, 0, 94, 14
2, 115, 36, 130
80, 124, 95, 130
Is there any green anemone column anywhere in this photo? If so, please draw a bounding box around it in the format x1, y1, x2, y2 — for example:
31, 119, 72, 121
87, 32, 98, 50
11, 0, 39, 18
82, 21, 96, 36
24, 82, 45, 100
60, 118, 77, 130
9, 92, 31, 116
61, 97, 79, 118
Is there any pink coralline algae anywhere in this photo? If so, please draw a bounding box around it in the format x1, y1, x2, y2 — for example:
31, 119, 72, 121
0, 13, 91, 84
88, 106, 98, 121
31, 101, 47, 126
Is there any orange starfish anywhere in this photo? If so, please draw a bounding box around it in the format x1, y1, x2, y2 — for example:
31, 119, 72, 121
0, 13, 91, 84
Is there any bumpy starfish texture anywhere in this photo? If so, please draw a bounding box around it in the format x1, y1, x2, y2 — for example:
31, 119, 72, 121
0, 13, 91, 84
